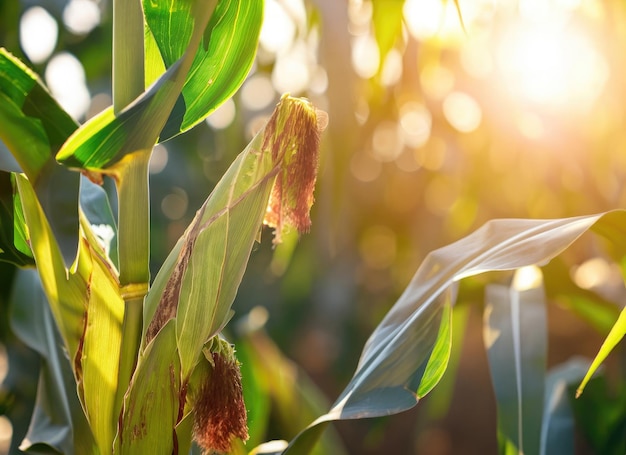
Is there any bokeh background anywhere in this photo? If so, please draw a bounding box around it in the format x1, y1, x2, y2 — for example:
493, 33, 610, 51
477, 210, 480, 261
1, 0, 625, 453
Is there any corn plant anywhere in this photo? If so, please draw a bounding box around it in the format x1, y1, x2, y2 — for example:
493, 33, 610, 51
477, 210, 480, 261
1, 0, 626, 454
1, 0, 326, 452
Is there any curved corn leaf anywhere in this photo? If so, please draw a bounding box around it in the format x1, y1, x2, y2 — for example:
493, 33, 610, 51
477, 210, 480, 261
16, 173, 124, 453
280, 210, 626, 454
576, 306, 626, 397
0, 49, 80, 266
56, 0, 217, 170
9, 268, 96, 454
484, 267, 547, 455
147, 0, 264, 139
56, 0, 263, 171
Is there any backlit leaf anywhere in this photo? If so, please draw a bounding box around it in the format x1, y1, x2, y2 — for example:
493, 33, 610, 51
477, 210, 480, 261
280, 210, 626, 454
145, 0, 264, 139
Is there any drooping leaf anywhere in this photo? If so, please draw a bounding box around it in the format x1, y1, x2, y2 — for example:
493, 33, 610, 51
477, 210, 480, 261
0, 48, 81, 266
416, 296, 453, 397
484, 266, 547, 455
280, 210, 626, 454
9, 268, 95, 454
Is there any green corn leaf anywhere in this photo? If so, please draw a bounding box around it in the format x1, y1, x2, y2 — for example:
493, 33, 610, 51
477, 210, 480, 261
0, 48, 80, 266
16, 173, 124, 453
280, 210, 626, 455
484, 266, 547, 455
56, 0, 218, 171
77, 212, 124, 454
145, 0, 263, 140
14, 173, 87, 362
116, 320, 180, 454
0, 171, 33, 266
9, 268, 96, 454
56, 0, 263, 172
576, 306, 626, 397
540, 358, 591, 455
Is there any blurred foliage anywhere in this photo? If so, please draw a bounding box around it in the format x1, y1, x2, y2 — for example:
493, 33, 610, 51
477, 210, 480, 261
2, 0, 626, 454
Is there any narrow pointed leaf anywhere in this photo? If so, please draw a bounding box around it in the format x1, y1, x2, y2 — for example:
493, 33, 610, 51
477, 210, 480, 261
0, 49, 80, 265
145, 0, 263, 139
576, 306, 626, 397
281, 210, 626, 454
0, 49, 78, 175
484, 267, 547, 455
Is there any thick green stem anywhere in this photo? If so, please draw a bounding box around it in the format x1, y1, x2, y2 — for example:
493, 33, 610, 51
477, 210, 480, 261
113, 150, 151, 421
113, 0, 145, 112
117, 152, 150, 286
112, 0, 148, 423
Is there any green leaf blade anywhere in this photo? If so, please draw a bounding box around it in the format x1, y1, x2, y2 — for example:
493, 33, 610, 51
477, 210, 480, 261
576, 306, 626, 397
484, 267, 547, 455
282, 210, 626, 454
156, 0, 264, 139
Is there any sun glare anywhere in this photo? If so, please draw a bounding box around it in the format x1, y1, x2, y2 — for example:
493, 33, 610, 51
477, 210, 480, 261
495, 21, 608, 111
